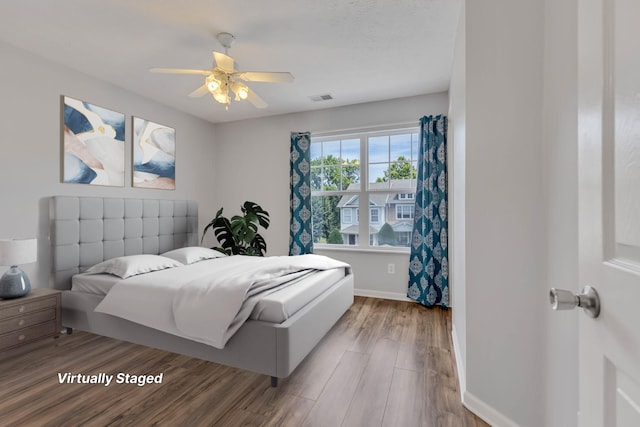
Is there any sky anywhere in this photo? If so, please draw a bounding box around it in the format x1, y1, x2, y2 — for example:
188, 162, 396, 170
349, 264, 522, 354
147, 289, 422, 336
311, 132, 419, 185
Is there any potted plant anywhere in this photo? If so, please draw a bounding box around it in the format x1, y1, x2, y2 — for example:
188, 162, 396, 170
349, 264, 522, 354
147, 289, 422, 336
201, 201, 270, 256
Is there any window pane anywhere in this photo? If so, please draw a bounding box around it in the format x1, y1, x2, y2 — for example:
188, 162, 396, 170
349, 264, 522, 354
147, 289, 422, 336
369, 134, 416, 190
323, 140, 341, 158
311, 166, 322, 191
369, 192, 414, 248
412, 133, 419, 160
340, 160, 360, 190
310, 142, 322, 162
390, 134, 412, 161
342, 139, 360, 163
368, 136, 389, 163
369, 163, 388, 186
323, 166, 340, 191
312, 195, 349, 246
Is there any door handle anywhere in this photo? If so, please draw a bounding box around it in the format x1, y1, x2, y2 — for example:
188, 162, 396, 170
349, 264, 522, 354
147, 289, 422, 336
549, 286, 600, 318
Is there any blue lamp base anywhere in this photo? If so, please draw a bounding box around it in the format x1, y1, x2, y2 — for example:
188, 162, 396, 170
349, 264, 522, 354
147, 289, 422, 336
0, 265, 31, 299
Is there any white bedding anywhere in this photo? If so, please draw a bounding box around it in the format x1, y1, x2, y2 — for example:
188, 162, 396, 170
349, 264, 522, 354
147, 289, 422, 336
92, 254, 349, 349
250, 268, 344, 323
72, 264, 345, 323
72, 273, 120, 295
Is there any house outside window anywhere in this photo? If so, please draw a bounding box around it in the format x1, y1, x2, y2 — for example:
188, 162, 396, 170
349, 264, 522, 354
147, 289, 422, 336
396, 204, 414, 220
342, 208, 352, 224
311, 127, 419, 249
370, 208, 379, 223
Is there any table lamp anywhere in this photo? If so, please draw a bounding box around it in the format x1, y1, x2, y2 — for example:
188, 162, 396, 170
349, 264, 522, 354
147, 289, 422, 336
0, 238, 37, 299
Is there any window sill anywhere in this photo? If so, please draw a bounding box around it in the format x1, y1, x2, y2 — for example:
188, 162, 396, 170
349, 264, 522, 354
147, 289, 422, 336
313, 245, 410, 255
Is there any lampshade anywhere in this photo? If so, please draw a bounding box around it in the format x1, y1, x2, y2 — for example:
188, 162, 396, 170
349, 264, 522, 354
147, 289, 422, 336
206, 75, 220, 92
0, 238, 37, 266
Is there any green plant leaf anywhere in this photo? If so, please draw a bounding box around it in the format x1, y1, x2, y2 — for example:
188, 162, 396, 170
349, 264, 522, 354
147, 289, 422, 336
213, 217, 237, 250
250, 233, 268, 256
201, 201, 270, 256
242, 201, 270, 230
201, 207, 225, 244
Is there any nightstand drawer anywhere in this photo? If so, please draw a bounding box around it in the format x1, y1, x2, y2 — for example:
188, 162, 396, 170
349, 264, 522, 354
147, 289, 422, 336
0, 296, 58, 320
0, 322, 57, 350
0, 308, 56, 334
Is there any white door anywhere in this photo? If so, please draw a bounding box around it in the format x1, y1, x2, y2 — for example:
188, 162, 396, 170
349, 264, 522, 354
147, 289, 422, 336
578, 0, 640, 425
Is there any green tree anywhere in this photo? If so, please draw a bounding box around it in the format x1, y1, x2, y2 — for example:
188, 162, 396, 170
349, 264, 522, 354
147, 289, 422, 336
311, 155, 359, 242
311, 195, 341, 243
311, 155, 359, 191
327, 228, 344, 244
376, 156, 417, 182
377, 222, 397, 246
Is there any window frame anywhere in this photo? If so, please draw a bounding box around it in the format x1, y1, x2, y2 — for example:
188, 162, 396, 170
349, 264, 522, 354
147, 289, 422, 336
370, 207, 380, 224
396, 204, 414, 220
311, 125, 419, 253
342, 208, 352, 224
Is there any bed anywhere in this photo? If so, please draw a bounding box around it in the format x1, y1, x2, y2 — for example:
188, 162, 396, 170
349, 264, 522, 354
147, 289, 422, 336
50, 196, 354, 386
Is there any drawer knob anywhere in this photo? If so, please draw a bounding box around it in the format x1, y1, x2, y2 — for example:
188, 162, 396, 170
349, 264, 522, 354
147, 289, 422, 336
18, 334, 25, 341
18, 306, 25, 313
18, 319, 25, 326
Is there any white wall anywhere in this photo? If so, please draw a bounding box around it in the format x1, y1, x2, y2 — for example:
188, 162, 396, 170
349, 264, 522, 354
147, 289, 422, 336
448, 0, 467, 388
451, 0, 581, 426
450, 0, 547, 426
213, 93, 449, 297
0, 41, 219, 289
542, 0, 579, 425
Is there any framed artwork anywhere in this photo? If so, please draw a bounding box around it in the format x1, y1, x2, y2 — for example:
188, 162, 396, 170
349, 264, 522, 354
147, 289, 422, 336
62, 96, 125, 186
132, 117, 176, 190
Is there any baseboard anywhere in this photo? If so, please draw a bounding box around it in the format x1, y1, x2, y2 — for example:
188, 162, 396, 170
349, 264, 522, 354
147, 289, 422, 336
451, 326, 522, 427
353, 288, 413, 302
451, 325, 466, 393
462, 390, 522, 427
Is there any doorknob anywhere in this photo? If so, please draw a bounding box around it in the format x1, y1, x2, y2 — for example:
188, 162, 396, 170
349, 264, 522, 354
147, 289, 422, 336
549, 286, 601, 318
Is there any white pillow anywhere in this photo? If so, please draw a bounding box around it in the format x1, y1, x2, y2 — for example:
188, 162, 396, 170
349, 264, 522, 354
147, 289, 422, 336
161, 246, 226, 265
85, 255, 183, 279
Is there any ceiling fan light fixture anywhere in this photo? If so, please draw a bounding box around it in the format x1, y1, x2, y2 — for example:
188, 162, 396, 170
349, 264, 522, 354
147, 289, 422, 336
206, 76, 220, 92
213, 90, 229, 105
151, 32, 291, 110
232, 83, 249, 101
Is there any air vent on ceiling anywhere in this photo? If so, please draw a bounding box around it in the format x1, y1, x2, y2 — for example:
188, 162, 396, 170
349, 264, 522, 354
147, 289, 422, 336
309, 94, 334, 102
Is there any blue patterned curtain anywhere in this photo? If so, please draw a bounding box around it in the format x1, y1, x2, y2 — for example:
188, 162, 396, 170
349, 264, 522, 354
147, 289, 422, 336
289, 132, 314, 255
407, 115, 449, 307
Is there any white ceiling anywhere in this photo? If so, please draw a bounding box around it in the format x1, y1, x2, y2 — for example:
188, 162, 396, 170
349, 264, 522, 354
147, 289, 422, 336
0, 0, 460, 123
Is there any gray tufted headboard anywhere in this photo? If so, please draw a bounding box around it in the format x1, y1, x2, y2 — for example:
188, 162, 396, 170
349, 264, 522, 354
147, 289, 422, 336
50, 196, 198, 290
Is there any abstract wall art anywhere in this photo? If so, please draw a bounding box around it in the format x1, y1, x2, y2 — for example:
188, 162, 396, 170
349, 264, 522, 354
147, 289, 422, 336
62, 96, 125, 186
132, 117, 176, 190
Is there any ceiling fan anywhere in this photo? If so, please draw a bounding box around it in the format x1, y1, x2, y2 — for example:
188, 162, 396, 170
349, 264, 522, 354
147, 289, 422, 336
150, 32, 294, 110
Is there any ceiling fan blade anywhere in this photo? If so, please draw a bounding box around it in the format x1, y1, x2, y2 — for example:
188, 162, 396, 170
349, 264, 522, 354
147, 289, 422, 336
246, 88, 268, 109
188, 84, 210, 98
150, 68, 211, 75
213, 51, 235, 73
235, 71, 294, 83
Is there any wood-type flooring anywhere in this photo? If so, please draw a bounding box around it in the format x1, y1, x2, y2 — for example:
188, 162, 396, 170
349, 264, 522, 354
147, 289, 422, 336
0, 296, 489, 427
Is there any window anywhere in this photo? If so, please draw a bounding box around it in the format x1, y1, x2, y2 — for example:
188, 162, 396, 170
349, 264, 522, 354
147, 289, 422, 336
342, 209, 352, 224
370, 208, 379, 223
311, 127, 419, 250
396, 204, 414, 220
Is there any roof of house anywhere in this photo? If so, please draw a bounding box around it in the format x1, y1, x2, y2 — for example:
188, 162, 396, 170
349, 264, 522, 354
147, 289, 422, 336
336, 179, 416, 208
340, 224, 380, 235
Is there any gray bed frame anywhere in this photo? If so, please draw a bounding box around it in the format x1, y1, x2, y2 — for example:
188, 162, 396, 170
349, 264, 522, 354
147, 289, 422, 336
50, 196, 353, 386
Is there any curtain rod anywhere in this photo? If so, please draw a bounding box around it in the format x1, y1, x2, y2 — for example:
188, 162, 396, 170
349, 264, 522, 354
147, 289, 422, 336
310, 120, 420, 137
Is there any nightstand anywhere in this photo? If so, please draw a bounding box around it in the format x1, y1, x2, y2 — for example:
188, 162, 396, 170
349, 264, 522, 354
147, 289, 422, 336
0, 288, 61, 351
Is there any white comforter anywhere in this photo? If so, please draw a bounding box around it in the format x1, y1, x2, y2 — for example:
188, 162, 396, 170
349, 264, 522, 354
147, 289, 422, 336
94, 254, 349, 349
